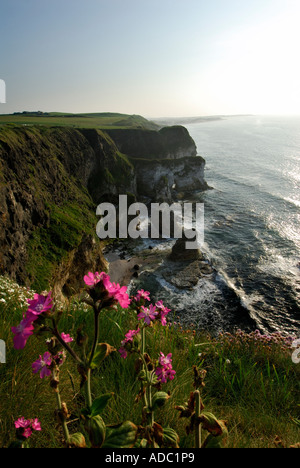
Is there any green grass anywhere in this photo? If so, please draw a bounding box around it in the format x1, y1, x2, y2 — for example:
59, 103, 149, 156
0, 112, 159, 130
0, 277, 299, 448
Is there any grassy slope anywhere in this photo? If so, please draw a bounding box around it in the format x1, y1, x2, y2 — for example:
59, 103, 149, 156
0, 112, 160, 130
0, 278, 299, 448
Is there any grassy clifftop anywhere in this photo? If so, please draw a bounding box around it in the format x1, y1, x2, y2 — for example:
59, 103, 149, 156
0, 112, 160, 130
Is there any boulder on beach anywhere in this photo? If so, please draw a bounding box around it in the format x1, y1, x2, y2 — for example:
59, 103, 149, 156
169, 235, 204, 262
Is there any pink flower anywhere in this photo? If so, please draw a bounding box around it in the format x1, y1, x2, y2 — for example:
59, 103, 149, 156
84, 271, 108, 287
137, 304, 158, 325
11, 317, 35, 350
118, 328, 140, 359
134, 290, 151, 303
155, 366, 176, 384
32, 352, 52, 379
14, 417, 42, 439
123, 328, 141, 343
158, 352, 173, 368
26, 292, 53, 321
22, 427, 33, 439
155, 301, 171, 326
84, 272, 130, 309
155, 352, 176, 383
31, 418, 42, 432
14, 417, 31, 429
61, 333, 73, 343
102, 278, 131, 309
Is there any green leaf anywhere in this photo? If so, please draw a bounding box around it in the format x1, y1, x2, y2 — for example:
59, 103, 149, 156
84, 415, 106, 448
151, 392, 170, 411
90, 343, 116, 369
162, 427, 180, 448
102, 421, 138, 448
91, 393, 113, 417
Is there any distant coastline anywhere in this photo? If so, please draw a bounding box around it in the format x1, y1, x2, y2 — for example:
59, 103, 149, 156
152, 114, 254, 127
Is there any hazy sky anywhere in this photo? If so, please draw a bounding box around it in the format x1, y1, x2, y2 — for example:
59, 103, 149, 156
1, 0, 300, 117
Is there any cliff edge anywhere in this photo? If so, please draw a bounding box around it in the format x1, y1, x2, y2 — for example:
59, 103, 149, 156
0, 122, 208, 292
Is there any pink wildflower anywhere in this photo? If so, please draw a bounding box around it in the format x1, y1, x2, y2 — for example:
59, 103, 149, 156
155, 352, 176, 383
84, 272, 130, 309
123, 328, 141, 343
14, 417, 31, 429
26, 292, 53, 321
155, 366, 176, 384
61, 333, 73, 343
155, 301, 171, 326
137, 304, 158, 325
32, 352, 52, 379
118, 328, 140, 359
31, 418, 42, 432
158, 352, 173, 368
84, 271, 108, 287
104, 279, 131, 309
11, 317, 35, 350
14, 417, 42, 439
134, 290, 151, 303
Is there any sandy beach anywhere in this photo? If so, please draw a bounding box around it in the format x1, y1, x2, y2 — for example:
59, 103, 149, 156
106, 251, 157, 287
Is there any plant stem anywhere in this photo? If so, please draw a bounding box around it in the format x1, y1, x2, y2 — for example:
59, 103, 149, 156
142, 327, 146, 355
52, 326, 83, 365
85, 369, 92, 408
139, 328, 155, 428
85, 305, 101, 408
194, 390, 202, 449
87, 306, 100, 369
55, 385, 70, 445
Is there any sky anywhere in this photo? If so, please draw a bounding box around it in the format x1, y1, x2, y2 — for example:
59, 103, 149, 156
1, 0, 300, 117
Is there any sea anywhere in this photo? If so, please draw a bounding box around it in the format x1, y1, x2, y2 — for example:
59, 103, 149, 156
129, 115, 300, 337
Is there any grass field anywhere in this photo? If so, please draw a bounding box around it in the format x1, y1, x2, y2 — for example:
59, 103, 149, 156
0, 112, 159, 130
0, 275, 299, 448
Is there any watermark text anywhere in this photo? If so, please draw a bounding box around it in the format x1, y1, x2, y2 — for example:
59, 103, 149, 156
0, 340, 6, 364
291, 338, 300, 364
96, 195, 204, 249
0, 79, 6, 103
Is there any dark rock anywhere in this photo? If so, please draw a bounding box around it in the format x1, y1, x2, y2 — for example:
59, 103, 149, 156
169, 236, 204, 262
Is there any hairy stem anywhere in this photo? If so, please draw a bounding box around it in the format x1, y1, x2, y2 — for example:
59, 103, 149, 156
194, 390, 202, 449
55, 384, 70, 445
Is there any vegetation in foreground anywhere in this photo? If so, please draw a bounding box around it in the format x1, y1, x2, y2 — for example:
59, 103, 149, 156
0, 274, 299, 448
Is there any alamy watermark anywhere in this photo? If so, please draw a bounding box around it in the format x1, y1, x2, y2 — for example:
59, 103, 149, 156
96, 195, 204, 249
291, 338, 300, 364
0, 340, 6, 364
0, 79, 6, 103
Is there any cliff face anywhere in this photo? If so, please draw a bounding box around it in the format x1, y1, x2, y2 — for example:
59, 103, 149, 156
0, 126, 112, 292
134, 156, 208, 203
106, 125, 197, 160
0, 123, 208, 292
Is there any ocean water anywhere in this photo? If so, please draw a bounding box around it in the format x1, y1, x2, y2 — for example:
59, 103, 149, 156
132, 116, 300, 336
186, 115, 300, 335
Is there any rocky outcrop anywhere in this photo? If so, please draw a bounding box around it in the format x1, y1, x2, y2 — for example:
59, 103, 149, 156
106, 125, 197, 160
134, 156, 209, 203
